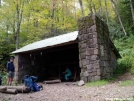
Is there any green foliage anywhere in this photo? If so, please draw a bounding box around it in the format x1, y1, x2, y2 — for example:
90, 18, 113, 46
118, 0, 134, 35
109, 0, 134, 39
0, 33, 15, 71
2, 74, 8, 86
85, 80, 109, 87
114, 60, 130, 75
0, 72, 7, 86
114, 35, 134, 75
109, 22, 124, 40
119, 80, 134, 86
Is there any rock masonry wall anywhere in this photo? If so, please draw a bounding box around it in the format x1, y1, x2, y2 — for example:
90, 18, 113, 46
78, 15, 114, 82
14, 54, 31, 83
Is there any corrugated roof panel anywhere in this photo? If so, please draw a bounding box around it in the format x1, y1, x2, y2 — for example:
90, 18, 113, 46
12, 31, 78, 54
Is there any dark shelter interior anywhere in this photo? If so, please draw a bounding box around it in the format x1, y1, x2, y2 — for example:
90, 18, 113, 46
20, 43, 80, 82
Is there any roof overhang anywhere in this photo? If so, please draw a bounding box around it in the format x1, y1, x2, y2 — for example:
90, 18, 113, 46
12, 31, 78, 54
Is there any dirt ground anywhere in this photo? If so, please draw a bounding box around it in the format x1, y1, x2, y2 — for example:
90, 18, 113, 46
0, 73, 134, 101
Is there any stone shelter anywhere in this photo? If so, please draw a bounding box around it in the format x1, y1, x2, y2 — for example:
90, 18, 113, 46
12, 15, 120, 83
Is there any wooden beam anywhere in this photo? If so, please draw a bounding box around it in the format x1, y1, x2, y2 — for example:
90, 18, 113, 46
0, 86, 30, 93
43, 79, 61, 84
1, 89, 18, 94
18, 40, 78, 54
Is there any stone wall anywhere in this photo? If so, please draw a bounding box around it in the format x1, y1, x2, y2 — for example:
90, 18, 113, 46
14, 54, 32, 83
14, 55, 20, 82
78, 15, 117, 82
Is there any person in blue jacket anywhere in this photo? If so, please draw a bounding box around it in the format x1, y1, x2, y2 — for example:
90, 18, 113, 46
63, 67, 72, 81
7, 57, 15, 86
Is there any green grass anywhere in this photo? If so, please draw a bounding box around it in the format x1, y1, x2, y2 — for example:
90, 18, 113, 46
119, 80, 134, 86
85, 80, 109, 87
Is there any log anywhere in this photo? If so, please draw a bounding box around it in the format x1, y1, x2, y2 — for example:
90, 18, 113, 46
0, 86, 30, 93
7, 86, 30, 93
0, 86, 6, 91
65, 82, 78, 86
43, 79, 61, 84
1, 88, 18, 94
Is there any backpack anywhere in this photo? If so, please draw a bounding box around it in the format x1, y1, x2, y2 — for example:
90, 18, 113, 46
33, 82, 40, 91
23, 75, 42, 92
23, 76, 34, 91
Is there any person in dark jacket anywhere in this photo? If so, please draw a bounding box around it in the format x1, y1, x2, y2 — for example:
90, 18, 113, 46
7, 57, 15, 86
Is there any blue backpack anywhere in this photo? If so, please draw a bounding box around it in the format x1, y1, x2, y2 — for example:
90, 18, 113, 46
23, 75, 39, 91
33, 82, 40, 91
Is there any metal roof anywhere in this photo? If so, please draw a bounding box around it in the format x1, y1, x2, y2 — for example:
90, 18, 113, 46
12, 31, 78, 54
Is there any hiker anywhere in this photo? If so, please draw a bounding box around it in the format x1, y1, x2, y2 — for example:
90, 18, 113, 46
7, 57, 15, 86
63, 66, 72, 81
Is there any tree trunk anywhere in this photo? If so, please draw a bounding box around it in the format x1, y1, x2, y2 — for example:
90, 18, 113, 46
15, 0, 24, 50
92, 2, 96, 14
62, 0, 65, 33
74, 0, 77, 20
78, 0, 84, 17
0, 0, 1, 7
130, 0, 134, 24
110, 0, 127, 36
50, 0, 56, 36
99, 0, 103, 20
13, 17, 16, 45
104, 0, 109, 25
87, 0, 93, 14
74, 0, 77, 30
65, 0, 68, 32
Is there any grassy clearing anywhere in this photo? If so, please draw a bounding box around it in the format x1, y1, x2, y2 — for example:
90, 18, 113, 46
119, 80, 134, 86
85, 80, 109, 87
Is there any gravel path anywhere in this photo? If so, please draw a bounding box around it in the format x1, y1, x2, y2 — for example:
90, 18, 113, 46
0, 81, 134, 101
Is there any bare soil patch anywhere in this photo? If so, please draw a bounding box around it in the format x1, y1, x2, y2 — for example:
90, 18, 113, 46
0, 73, 134, 101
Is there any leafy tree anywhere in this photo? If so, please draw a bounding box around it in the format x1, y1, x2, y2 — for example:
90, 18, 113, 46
117, 0, 134, 36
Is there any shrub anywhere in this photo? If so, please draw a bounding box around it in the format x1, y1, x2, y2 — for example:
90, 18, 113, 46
0, 72, 8, 85
114, 36, 134, 75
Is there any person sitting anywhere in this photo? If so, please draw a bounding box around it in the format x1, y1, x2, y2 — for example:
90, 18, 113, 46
63, 67, 72, 81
